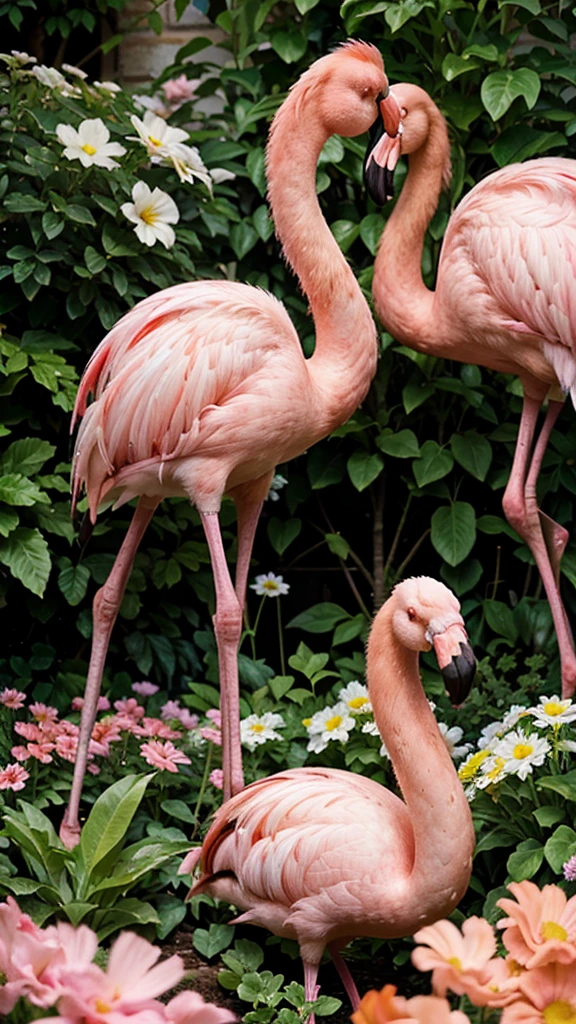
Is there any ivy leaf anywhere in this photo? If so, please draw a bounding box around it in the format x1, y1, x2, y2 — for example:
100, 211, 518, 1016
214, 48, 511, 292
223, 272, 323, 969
507, 838, 544, 882
431, 503, 476, 566
267, 517, 301, 556
481, 69, 541, 121
413, 441, 453, 487
193, 923, 235, 959
347, 451, 383, 491
0, 528, 51, 596
377, 429, 420, 459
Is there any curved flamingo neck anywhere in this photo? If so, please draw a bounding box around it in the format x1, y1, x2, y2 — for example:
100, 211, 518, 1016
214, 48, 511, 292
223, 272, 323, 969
373, 99, 449, 350
267, 92, 378, 430
367, 601, 474, 920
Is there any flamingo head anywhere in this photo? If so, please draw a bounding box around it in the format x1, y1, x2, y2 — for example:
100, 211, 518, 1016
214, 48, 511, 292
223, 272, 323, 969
364, 82, 439, 204
391, 577, 476, 704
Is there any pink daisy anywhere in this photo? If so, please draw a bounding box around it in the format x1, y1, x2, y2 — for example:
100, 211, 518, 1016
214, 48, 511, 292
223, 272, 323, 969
210, 769, 224, 790
140, 740, 191, 773
161, 699, 181, 719
200, 727, 222, 746
0, 763, 29, 791
179, 709, 199, 730
11, 745, 30, 762
114, 697, 144, 719
14, 721, 42, 742
0, 688, 26, 709
27, 741, 54, 764
132, 681, 159, 696
206, 708, 221, 727
72, 695, 110, 712
29, 702, 58, 724
139, 717, 182, 740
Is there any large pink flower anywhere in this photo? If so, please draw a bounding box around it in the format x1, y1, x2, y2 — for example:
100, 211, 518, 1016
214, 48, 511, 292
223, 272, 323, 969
29, 702, 59, 724
140, 740, 191, 773
352, 985, 470, 1024
91, 719, 122, 755
0, 897, 65, 1012
114, 697, 145, 719
27, 740, 55, 764
0, 687, 26, 709
132, 681, 159, 696
497, 881, 576, 969
412, 917, 502, 1004
14, 720, 43, 742
501, 962, 576, 1023
0, 763, 29, 791
165, 990, 236, 1023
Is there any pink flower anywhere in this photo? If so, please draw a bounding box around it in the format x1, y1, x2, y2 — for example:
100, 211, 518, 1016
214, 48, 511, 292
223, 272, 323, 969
138, 717, 181, 740
14, 721, 43, 742
29, 702, 58, 724
0, 764, 29, 791
91, 720, 121, 755
11, 745, 30, 762
210, 769, 224, 790
55, 735, 79, 763
132, 681, 159, 696
501, 962, 576, 1023
54, 720, 79, 737
114, 697, 145, 719
564, 855, 576, 882
165, 990, 237, 1023
140, 740, 191, 773
179, 709, 199, 730
352, 985, 470, 1024
0, 688, 26, 709
161, 699, 182, 719
497, 880, 576, 969
0, 897, 66, 1012
162, 74, 199, 104
27, 741, 55, 764
200, 727, 222, 746
206, 708, 221, 727
412, 917, 500, 1004
72, 695, 110, 711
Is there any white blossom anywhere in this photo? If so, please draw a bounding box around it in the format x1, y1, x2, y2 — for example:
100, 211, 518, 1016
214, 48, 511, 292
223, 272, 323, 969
438, 722, 472, 760
493, 728, 551, 781
476, 753, 508, 789
338, 680, 371, 715
241, 712, 285, 750
10, 51, 36, 64
266, 474, 288, 502
129, 110, 188, 156
93, 80, 122, 94
160, 141, 212, 189
121, 181, 179, 249
32, 65, 66, 89
478, 721, 502, 750
56, 118, 126, 170
250, 572, 289, 598
529, 695, 576, 729
132, 93, 169, 117
500, 704, 530, 731
305, 702, 355, 753
211, 167, 237, 184
62, 63, 87, 79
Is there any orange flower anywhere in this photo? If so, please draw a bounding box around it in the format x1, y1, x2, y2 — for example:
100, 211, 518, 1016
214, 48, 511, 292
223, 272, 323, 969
352, 985, 470, 1024
497, 881, 576, 969
501, 962, 576, 1023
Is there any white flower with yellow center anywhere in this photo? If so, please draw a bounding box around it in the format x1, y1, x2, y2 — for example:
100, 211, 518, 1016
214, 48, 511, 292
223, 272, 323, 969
458, 748, 490, 784
121, 182, 179, 249
240, 712, 285, 750
501, 704, 530, 731
250, 572, 289, 598
476, 754, 508, 789
338, 680, 371, 715
163, 142, 212, 189
438, 722, 472, 760
530, 695, 576, 729
129, 111, 189, 156
493, 728, 550, 781
306, 702, 355, 753
56, 118, 126, 170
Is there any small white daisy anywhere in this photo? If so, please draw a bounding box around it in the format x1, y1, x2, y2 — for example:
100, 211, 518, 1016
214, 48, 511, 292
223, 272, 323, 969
93, 80, 122, 94
493, 728, 550, 781
437, 722, 472, 760
529, 695, 576, 729
266, 474, 288, 502
476, 753, 509, 789
306, 702, 355, 753
250, 572, 289, 598
500, 704, 530, 731
56, 118, 126, 170
62, 63, 88, 79
338, 680, 372, 715
478, 721, 503, 750
240, 712, 285, 750
121, 181, 179, 249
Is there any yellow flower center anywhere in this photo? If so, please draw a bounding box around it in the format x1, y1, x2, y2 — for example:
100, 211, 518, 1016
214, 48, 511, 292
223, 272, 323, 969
507, 959, 523, 977
543, 1001, 576, 1024
541, 921, 568, 942
513, 742, 533, 759
348, 696, 369, 709
81, 143, 97, 155
263, 580, 278, 590
302, 718, 312, 727
95, 1000, 112, 1013
447, 957, 462, 971
148, 134, 163, 146
458, 750, 489, 780
250, 723, 265, 733
487, 756, 506, 780
325, 715, 343, 732
139, 206, 157, 225
544, 701, 564, 717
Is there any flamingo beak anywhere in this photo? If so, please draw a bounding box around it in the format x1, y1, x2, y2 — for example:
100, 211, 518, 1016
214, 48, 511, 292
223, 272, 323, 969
431, 622, 476, 706
364, 90, 403, 205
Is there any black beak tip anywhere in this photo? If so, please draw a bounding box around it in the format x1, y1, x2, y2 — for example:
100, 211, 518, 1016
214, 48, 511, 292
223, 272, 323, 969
364, 160, 394, 206
440, 642, 476, 706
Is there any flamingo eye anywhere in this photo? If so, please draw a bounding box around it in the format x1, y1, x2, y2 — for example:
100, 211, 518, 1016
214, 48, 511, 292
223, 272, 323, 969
361, 86, 371, 98
407, 607, 417, 622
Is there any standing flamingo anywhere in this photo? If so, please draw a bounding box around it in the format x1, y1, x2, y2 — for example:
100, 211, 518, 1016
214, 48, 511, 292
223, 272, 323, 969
180, 577, 476, 1013
365, 84, 576, 697
60, 42, 388, 848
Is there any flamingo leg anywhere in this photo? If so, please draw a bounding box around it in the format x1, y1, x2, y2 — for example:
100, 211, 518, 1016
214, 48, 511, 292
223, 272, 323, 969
328, 941, 360, 1010
200, 512, 244, 801
234, 498, 264, 608
503, 396, 576, 697
303, 960, 320, 1024
60, 497, 158, 848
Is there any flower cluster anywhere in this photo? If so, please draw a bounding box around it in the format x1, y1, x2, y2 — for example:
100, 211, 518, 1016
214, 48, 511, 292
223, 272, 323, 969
240, 712, 286, 750
353, 985, 469, 1024
458, 695, 576, 796
0, 896, 236, 1023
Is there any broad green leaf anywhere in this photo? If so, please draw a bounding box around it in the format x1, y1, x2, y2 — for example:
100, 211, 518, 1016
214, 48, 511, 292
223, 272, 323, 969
0, 438, 56, 476
331, 220, 360, 254
347, 451, 383, 491
537, 770, 576, 801
431, 503, 476, 566
533, 806, 566, 828
385, 0, 433, 32
156, 893, 187, 940
325, 532, 350, 559
307, 449, 346, 489
246, 149, 266, 195
77, 775, 154, 893
377, 429, 420, 459
543, 825, 576, 873
507, 839, 544, 882
230, 222, 258, 261
287, 603, 349, 633
359, 213, 384, 255
0, 528, 51, 596
58, 563, 90, 606
267, 517, 301, 555
441, 558, 483, 596
500, 0, 540, 12
160, 799, 195, 824
0, 507, 19, 537
0, 474, 48, 506
65, 204, 96, 226
451, 431, 492, 481
64, 901, 98, 927
477, 515, 519, 541
484, 599, 518, 643
319, 136, 345, 165
271, 30, 307, 63
193, 923, 235, 959
333, 614, 367, 645
314, 996, 343, 1016
492, 126, 565, 168
84, 246, 107, 274
295, 0, 321, 11
269, 675, 294, 700
481, 69, 541, 121
413, 441, 454, 488
442, 54, 480, 82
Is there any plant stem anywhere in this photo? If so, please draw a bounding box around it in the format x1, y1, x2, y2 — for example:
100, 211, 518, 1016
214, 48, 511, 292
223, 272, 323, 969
191, 743, 213, 842
395, 527, 431, 580
383, 493, 412, 586
277, 598, 286, 675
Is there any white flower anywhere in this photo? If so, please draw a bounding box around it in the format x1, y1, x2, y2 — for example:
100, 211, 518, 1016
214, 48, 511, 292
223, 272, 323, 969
121, 181, 179, 249
478, 721, 503, 750
250, 572, 289, 598
476, 753, 509, 789
93, 80, 122, 94
305, 702, 355, 753
361, 720, 380, 736
529, 695, 576, 729
493, 728, 550, 781
338, 680, 371, 715
559, 739, 576, 752
129, 110, 188, 156
56, 118, 126, 170
32, 65, 66, 89
10, 50, 36, 64
132, 93, 169, 117
161, 142, 212, 189
266, 474, 288, 502
240, 712, 285, 750
62, 63, 87, 79
500, 704, 530, 731
438, 722, 472, 760
211, 167, 237, 185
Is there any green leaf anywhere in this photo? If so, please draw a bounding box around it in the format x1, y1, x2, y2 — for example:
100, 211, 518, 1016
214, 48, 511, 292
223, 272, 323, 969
77, 775, 154, 893
413, 441, 454, 488
440, 558, 483, 596
331, 220, 360, 254
193, 923, 235, 959
481, 69, 541, 121
442, 54, 480, 82
270, 30, 307, 63
65, 204, 96, 226
347, 451, 383, 491
431, 503, 476, 567
507, 838, 544, 882
84, 246, 107, 274
314, 996, 343, 1016
533, 806, 566, 828
267, 517, 301, 556
333, 614, 367, 645
4, 194, 46, 213
294, 0, 320, 11
325, 533, 350, 559
0, 507, 19, 537
58, 563, 90, 606
155, 893, 187, 940
359, 213, 384, 255
42, 211, 63, 240
451, 432, 492, 481
538, 770, 576, 801
269, 675, 294, 700
160, 799, 195, 824
500, 0, 540, 13
64, 901, 98, 927
0, 528, 51, 596
543, 825, 576, 873
0, 438, 56, 476
246, 149, 266, 196
477, 515, 519, 541
307, 450, 346, 489
287, 603, 349, 633
492, 126, 566, 168
230, 222, 258, 261
484, 600, 518, 644
377, 429, 420, 459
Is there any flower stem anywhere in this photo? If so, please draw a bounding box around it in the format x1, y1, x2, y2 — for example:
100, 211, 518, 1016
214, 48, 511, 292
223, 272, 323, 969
277, 598, 286, 676
191, 743, 213, 842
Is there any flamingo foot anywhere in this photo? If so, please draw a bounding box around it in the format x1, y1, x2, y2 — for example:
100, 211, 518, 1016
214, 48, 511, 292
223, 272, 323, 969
59, 818, 81, 850
539, 511, 569, 586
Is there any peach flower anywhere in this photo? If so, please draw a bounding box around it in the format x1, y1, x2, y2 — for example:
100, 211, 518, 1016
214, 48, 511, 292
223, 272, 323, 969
0, 764, 29, 791
165, 990, 236, 1023
497, 881, 576, 969
352, 985, 470, 1024
412, 916, 497, 1000
140, 740, 191, 773
501, 962, 576, 1023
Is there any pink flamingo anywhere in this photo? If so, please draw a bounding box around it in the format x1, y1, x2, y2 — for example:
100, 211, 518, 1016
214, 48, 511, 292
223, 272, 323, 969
60, 42, 388, 848
180, 577, 476, 1013
365, 84, 576, 697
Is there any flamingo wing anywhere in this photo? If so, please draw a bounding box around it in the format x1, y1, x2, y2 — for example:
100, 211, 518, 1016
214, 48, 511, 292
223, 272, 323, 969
72, 281, 303, 515
438, 157, 576, 394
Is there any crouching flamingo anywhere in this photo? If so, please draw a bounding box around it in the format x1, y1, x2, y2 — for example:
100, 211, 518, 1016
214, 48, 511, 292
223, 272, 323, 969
179, 577, 476, 1014
60, 41, 390, 847
365, 83, 576, 697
